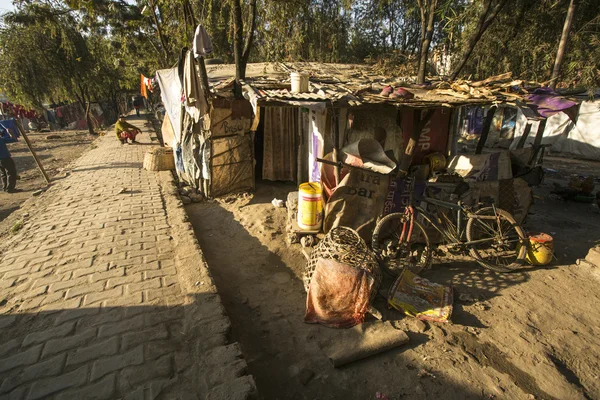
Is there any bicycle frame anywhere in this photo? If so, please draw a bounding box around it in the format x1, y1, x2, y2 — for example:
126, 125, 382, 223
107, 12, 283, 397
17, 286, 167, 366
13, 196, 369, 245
415, 196, 466, 245
415, 195, 501, 248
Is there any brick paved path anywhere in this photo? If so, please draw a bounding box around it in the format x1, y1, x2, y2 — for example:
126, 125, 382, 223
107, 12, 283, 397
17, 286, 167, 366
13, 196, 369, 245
0, 116, 250, 399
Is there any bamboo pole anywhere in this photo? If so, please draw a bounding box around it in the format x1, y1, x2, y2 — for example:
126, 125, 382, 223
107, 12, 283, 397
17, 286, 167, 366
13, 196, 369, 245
15, 120, 50, 184
331, 105, 341, 186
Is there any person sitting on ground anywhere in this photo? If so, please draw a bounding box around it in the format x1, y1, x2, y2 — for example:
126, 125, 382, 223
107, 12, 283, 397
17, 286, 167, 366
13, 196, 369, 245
115, 115, 142, 145
0, 126, 19, 193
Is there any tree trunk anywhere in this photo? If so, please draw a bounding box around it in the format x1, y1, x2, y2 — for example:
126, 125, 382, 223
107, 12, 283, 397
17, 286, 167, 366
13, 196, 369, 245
550, 0, 576, 89
242, 0, 257, 67
417, 0, 437, 84
85, 101, 95, 136
148, 0, 170, 66
416, 0, 427, 75
450, 0, 508, 80
232, 0, 244, 84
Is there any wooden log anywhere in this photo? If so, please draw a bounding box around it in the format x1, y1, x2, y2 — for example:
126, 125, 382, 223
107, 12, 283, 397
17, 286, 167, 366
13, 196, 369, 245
475, 105, 497, 154
15, 120, 50, 184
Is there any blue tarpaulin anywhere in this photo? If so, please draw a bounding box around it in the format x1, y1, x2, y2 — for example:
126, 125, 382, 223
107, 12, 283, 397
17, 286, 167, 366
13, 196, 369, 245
0, 119, 20, 138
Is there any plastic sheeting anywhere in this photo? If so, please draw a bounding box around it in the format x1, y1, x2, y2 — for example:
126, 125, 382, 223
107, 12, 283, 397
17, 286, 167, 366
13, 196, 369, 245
308, 108, 327, 182
510, 101, 600, 161
156, 68, 182, 145
550, 101, 600, 161
210, 134, 254, 197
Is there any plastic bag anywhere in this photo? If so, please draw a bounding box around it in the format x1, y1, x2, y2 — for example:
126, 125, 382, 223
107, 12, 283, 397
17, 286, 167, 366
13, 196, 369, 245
388, 269, 453, 323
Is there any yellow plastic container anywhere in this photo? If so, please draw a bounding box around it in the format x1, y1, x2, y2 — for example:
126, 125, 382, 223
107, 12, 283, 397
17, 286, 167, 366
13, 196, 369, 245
298, 182, 323, 231
423, 152, 447, 172
523, 233, 554, 266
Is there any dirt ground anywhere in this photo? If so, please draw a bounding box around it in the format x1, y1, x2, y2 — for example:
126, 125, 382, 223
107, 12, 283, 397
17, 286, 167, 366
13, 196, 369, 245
0, 129, 95, 233
185, 156, 600, 400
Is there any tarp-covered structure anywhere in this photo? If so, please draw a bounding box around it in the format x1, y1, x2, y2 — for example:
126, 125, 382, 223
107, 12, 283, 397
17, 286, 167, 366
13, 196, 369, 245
156, 61, 579, 202
460, 89, 598, 161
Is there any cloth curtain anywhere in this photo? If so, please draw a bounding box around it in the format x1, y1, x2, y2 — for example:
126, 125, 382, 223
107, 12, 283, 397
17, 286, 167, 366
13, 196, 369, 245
262, 107, 298, 181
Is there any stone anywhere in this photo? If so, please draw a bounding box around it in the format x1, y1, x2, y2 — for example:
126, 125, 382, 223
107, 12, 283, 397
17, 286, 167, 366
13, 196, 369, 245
408, 318, 428, 333
0, 339, 20, 358
118, 355, 173, 392
22, 322, 75, 347
67, 336, 119, 366
55, 373, 116, 400
0, 353, 65, 393
121, 324, 168, 350
0, 344, 42, 372
27, 365, 88, 400
90, 345, 144, 381
298, 368, 315, 385
42, 328, 96, 358
180, 195, 192, 205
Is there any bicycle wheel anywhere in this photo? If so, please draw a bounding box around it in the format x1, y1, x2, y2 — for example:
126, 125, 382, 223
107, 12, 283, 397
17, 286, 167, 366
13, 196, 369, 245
372, 212, 433, 277
466, 207, 527, 272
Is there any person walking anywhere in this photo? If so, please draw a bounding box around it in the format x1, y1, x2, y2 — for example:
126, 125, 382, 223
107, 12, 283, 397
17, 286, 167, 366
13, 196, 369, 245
133, 96, 142, 117
0, 126, 19, 193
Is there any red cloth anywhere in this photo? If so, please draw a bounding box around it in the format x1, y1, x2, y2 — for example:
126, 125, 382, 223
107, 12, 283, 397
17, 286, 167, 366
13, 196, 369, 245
119, 131, 138, 141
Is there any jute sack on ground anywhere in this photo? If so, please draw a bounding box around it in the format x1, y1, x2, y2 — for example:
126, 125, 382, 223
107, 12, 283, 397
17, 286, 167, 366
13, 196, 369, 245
323, 167, 390, 243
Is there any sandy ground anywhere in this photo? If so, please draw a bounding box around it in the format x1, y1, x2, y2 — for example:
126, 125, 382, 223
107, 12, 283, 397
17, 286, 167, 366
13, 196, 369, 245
0, 129, 95, 233
186, 157, 600, 400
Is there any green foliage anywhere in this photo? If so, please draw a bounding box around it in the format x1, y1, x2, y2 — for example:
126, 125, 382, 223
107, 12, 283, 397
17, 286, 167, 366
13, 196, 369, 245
1, 0, 598, 110
456, 0, 600, 88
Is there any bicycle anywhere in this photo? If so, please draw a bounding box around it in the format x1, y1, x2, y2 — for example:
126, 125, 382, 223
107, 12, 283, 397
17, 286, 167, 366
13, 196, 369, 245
372, 182, 528, 275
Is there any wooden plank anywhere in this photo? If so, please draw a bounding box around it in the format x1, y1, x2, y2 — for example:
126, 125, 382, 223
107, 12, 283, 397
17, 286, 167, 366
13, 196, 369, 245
475, 106, 497, 154
15, 120, 50, 184
529, 119, 547, 165
515, 122, 532, 149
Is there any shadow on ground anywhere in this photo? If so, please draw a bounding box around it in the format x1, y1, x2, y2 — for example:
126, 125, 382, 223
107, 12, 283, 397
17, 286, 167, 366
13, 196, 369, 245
185, 197, 557, 400
0, 292, 249, 399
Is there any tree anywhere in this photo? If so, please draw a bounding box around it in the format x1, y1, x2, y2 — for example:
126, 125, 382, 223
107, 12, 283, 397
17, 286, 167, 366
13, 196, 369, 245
550, 0, 576, 89
416, 0, 438, 84
231, 0, 257, 85
450, 0, 508, 80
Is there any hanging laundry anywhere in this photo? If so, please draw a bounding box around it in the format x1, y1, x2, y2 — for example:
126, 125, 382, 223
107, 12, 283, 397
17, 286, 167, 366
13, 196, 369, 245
193, 25, 213, 58
140, 74, 148, 98
183, 50, 208, 122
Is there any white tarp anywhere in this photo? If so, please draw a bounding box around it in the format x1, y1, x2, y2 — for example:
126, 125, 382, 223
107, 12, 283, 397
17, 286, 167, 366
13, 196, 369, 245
551, 101, 600, 161
156, 68, 182, 146
509, 100, 600, 161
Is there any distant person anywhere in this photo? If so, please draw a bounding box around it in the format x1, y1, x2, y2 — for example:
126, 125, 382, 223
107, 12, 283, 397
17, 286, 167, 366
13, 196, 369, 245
115, 115, 142, 145
0, 127, 19, 193
133, 96, 142, 117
